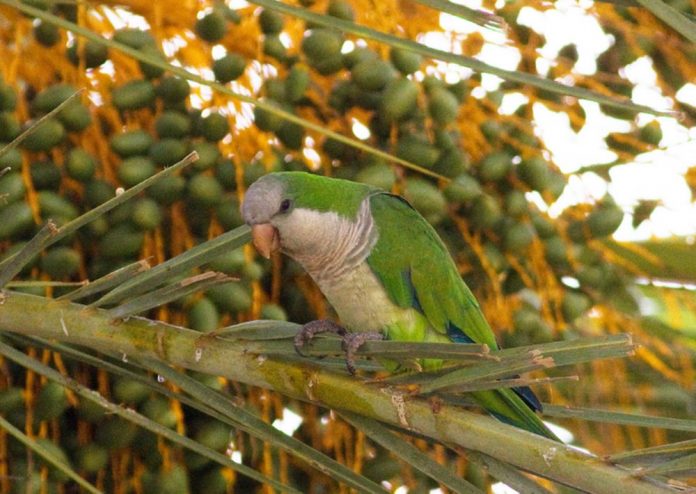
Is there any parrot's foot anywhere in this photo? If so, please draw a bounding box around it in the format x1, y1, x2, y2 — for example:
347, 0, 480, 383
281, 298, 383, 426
341, 332, 383, 375
294, 320, 383, 375
294, 319, 347, 356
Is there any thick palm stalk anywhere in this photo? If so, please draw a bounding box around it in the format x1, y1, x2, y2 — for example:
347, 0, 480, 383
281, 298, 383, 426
0, 290, 676, 494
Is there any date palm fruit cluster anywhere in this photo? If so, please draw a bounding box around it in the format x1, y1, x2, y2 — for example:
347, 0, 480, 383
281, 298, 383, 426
0, 0, 691, 491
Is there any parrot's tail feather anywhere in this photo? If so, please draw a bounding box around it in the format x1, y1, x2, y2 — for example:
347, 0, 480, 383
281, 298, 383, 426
513, 384, 543, 412
472, 389, 560, 441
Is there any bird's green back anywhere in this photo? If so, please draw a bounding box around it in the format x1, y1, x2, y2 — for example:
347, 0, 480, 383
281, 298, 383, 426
366, 192, 498, 349
366, 192, 559, 440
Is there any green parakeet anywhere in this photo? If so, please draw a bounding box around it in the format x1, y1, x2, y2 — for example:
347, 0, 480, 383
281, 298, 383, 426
242, 171, 557, 439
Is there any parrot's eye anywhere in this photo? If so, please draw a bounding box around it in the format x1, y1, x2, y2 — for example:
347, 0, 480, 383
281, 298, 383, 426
278, 199, 292, 214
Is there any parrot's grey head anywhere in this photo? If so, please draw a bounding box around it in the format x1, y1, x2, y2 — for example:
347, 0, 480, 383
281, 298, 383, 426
241, 172, 376, 264
241, 174, 288, 226
241, 174, 293, 258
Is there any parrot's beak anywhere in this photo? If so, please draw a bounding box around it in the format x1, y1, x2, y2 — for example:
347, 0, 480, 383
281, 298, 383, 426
251, 223, 280, 259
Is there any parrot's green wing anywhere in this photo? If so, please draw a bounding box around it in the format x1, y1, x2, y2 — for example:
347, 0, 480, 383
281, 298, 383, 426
366, 192, 497, 348
366, 192, 558, 440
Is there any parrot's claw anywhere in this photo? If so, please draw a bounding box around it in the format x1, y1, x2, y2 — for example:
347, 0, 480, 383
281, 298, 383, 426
294, 320, 383, 375
341, 331, 384, 375
294, 319, 347, 357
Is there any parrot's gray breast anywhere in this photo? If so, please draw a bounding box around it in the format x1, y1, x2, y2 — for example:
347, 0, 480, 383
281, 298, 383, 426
285, 198, 399, 332
282, 197, 377, 283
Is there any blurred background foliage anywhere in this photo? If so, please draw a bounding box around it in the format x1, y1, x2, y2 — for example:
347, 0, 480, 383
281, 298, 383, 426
0, 0, 694, 491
